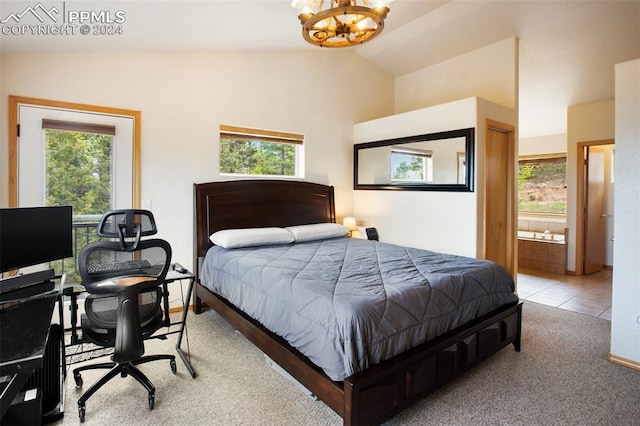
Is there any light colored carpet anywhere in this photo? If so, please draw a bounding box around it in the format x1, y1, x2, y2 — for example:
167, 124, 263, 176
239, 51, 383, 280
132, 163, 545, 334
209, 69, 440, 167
54, 301, 640, 425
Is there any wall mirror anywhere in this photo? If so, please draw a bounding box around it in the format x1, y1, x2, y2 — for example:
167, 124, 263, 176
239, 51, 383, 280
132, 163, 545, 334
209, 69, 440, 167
354, 127, 475, 192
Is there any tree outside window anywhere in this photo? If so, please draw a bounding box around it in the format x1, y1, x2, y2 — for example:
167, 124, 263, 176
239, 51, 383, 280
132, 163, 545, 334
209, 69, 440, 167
219, 125, 303, 178
220, 138, 296, 176
46, 129, 113, 215
391, 149, 433, 182
45, 128, 114, 281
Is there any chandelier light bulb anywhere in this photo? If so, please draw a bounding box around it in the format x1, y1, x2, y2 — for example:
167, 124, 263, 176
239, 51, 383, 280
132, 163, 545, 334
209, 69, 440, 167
373, 0, 393, 8
291, 0, 319, 15
316, 18, 330, 29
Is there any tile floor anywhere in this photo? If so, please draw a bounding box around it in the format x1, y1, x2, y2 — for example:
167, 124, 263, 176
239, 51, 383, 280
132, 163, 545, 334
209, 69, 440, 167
517, 268, 612, 320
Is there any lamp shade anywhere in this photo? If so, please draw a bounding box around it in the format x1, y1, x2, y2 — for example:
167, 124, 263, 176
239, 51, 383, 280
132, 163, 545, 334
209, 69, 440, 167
343, 216, 357, 231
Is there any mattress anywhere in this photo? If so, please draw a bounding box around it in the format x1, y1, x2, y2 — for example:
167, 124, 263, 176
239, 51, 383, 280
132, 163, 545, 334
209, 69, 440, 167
200, 237, 518, 381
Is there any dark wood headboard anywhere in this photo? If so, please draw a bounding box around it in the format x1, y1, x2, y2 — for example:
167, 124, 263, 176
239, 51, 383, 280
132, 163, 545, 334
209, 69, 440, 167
193, 180, 336, 260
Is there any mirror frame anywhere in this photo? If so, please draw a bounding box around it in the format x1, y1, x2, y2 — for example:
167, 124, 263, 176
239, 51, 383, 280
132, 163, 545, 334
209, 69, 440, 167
354, 127, 475, 192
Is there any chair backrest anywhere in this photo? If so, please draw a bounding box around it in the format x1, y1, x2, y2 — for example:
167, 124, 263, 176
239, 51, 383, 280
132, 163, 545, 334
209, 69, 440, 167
79, 210, 171, 288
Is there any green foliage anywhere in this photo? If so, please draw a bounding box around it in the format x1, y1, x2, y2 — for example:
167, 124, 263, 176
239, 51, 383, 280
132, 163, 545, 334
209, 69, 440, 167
393, 157, 425, 180
220, 138, 295, 176
518, 163, 534, 188
518, 200, 566, 213
45, 129, 113, 282
45, 130, 112, 215
518, 158, 567, 214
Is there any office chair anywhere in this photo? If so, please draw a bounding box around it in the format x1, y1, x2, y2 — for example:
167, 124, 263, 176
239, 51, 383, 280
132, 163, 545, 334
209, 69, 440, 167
73, 209, 177, 423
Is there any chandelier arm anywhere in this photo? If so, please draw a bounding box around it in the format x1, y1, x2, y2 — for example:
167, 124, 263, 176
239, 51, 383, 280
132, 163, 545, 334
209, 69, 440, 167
298, 3, 390, 48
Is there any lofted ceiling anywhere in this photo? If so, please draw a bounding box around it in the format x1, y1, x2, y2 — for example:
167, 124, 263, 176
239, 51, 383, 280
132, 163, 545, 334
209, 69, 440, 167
1, 0, 639, 138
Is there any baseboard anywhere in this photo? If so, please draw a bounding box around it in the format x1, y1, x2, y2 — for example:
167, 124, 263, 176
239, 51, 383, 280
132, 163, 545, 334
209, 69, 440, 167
607, 353, 640, 371
168, 304, 193, 314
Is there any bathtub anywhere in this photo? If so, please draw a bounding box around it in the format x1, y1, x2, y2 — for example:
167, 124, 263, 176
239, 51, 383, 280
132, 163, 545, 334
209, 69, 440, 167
517, 230, 565, 244
518, 229, 567, 274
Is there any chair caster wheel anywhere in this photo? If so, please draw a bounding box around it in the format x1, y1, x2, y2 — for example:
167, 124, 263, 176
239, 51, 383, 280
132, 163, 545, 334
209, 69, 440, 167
74, 372, 83, 388
79, 405, 86, 423
148, 393, 155, 410
170, 359, 177, 374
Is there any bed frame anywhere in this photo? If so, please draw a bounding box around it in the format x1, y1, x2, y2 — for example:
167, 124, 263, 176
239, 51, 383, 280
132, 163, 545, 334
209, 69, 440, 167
193, 180, 522, 426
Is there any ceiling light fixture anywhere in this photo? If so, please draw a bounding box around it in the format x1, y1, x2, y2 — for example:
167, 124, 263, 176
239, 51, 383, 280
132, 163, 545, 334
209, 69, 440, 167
292, 0, 393, 48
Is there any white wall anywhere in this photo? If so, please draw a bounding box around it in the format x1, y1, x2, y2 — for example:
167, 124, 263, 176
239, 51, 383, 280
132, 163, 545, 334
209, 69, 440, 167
353, 97, 517, 258
566, 100, 615, 272
0, 50, 394, 269
394, 37, 518, 114
519, 134, 565, 157
610, 58, 640, 365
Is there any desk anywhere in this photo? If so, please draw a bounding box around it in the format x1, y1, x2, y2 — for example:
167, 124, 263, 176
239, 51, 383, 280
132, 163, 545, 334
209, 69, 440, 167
0, 293, 57, 421
164, 266, 197, 378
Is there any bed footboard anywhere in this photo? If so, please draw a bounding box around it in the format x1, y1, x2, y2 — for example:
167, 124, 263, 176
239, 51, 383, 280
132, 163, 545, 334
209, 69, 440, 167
196, 279, 522, 426
342, 302, 522, 425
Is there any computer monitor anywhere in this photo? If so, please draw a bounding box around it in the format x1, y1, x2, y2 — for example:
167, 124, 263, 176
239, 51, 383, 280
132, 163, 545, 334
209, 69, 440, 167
0, 206, 73, 273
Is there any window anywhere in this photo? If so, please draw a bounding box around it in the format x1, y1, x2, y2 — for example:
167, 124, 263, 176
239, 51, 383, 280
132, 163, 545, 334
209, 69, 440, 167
43, 119, 114, 214
219, 125, 304, 178
391, 148, 433, 182
518, 155, 567, 214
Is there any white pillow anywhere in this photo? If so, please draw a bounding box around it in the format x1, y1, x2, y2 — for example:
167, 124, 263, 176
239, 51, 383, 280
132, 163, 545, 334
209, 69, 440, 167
210, 227, 294, 249
286, 223, 347, 242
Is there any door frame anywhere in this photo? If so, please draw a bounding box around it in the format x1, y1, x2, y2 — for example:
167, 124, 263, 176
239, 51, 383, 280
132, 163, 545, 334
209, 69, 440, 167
8, 95, 141, 207
484, 119, 517, 278
575, 139, 614, 276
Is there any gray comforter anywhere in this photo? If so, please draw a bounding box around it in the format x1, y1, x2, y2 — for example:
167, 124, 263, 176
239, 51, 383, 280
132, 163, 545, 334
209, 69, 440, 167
201, 237, 517, 381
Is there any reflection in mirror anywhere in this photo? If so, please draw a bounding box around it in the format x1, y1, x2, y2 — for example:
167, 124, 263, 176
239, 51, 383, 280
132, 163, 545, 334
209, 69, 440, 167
354, 128, 474, 192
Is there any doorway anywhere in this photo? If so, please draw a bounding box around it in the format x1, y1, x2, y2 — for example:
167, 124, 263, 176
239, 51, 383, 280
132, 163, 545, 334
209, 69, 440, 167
576, 140, 615, 275
484, 120, 517, 278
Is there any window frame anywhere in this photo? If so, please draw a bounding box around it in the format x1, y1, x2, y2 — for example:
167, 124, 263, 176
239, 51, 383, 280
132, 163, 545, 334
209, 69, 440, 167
390, 147, 433, 183
517, 153, 567, 218
218, 125, 305, 179
9, 95, 141, 208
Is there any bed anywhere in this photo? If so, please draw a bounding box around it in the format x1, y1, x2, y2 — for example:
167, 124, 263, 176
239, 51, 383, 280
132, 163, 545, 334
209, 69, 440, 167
193, 179, 522, 426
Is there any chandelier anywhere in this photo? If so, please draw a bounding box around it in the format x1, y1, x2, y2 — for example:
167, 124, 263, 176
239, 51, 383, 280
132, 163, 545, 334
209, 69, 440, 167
292, 0, 393, 48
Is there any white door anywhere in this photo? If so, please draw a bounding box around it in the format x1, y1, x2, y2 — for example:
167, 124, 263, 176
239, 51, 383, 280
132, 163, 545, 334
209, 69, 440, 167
584, 147, 606, 274
17, 104, 135, 209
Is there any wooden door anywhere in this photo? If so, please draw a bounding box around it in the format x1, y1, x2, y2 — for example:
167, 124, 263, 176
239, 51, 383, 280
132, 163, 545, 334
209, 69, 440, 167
584, 147, 606, 274
485, 126, 511, 272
